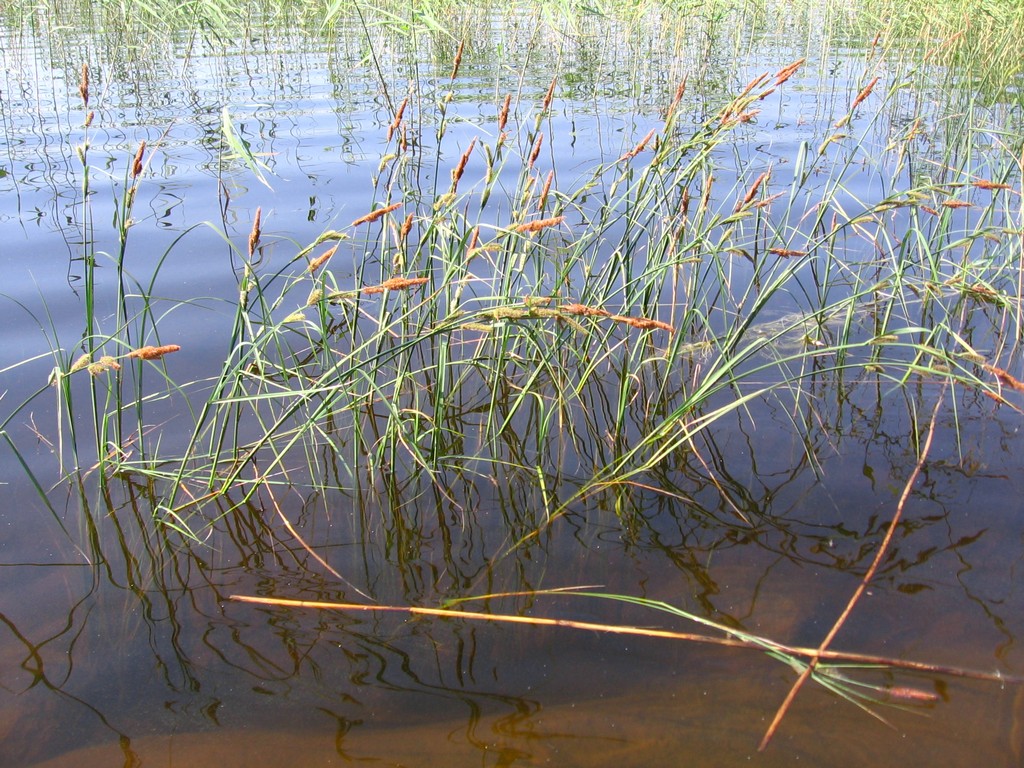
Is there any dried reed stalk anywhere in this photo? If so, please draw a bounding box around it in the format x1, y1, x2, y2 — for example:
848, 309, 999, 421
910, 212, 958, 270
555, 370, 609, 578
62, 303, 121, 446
758, 392, 945, 751
228, 593, 1009, 684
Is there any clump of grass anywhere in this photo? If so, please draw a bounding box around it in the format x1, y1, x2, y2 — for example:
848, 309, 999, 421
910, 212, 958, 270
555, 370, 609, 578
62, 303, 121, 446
47, 41, 1001, 545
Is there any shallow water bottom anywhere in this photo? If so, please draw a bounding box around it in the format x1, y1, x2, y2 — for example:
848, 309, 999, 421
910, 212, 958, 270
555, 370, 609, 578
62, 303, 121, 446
24, 669, 1023, 768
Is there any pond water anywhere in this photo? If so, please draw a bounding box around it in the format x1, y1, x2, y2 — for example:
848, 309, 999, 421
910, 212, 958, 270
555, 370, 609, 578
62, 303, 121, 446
2, 3, 1024, 766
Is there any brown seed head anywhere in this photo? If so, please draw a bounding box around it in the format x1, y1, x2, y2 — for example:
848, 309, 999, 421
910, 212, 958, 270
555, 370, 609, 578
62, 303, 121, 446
972, 180, 1012, 191
611, 315, 674, 333
498, 94, 511, 132
400, 212, 414, 241
131, 141, 146, 178
736, 169, 770, 211
307, 245, 338, 273
79, 63, 90, 107
515, 215, 564, 233
774, 58, 805, 86
528, 132, 544, 169
450, 40, 465, 81
127, 344, 181, 360
248, 207, 262, 258
388, 97, 408, 142
451, 138, 477, 190
542, 76, 557, 112
351, 202, 402, 227
362, 276, 430, 294
983, 363, 1024, 393
618, 128, 657, 162
559, 303, 611, 317
538, 170, 554, 211
851, 76, 880, 110
666, 75, 687, 121
69, 353, 92, 374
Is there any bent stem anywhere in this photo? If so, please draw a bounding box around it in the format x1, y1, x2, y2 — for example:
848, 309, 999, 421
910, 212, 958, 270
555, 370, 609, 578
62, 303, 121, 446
758, 387, 947, 751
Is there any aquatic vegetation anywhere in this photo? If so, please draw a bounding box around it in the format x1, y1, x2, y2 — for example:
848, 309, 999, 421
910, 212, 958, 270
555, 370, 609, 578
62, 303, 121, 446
1, 0, 1024, 763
